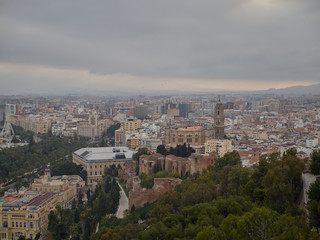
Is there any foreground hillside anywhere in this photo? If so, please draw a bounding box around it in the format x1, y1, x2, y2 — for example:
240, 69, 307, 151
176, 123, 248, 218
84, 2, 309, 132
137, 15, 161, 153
92, 150, 320, 240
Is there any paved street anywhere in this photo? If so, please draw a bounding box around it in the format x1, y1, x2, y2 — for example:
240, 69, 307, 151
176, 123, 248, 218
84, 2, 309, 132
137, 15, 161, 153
116, 182, 129, 218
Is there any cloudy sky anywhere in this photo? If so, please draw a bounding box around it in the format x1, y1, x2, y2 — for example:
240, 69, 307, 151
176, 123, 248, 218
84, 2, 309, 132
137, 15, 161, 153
0, 0, 319, 95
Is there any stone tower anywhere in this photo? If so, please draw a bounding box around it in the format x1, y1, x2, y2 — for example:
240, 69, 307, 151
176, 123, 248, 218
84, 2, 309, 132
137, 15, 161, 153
214, 99, 224, 139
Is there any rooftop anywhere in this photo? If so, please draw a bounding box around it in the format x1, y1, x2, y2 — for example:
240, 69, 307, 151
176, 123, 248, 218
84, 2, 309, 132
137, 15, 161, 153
2, 195, 31, 208
73, 147, 136, 162
23, 192, 56, 207
177, 126, 203, 131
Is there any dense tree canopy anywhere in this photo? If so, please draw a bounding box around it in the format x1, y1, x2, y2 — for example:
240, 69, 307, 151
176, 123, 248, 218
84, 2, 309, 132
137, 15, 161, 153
50, 160, 87, 181
90, 150, 314, 240
156, 143, 195, 157
0, 136, 86, 183
310, 150, 320, 175
307, 179, 320, 230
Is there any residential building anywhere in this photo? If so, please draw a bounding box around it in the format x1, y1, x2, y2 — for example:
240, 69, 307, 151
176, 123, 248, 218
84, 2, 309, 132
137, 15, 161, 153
121, 117, 142, 133
205, 139, 232, 157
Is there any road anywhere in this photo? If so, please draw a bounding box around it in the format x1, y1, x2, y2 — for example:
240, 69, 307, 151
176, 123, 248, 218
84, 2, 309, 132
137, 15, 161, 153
116, 182, 129, 218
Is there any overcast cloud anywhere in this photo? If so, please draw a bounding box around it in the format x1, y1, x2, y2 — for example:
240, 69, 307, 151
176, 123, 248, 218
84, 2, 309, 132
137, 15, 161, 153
0, 0, 319, 94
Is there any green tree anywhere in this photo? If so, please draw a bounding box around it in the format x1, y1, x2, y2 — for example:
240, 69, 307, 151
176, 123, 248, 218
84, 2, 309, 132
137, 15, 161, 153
156, 144, 168, 155
219, 165, 251, 196
107, 123, 121, 137
310, 150, 320, 175
78, 192, 83, 205
262, 154, 304, 213
214, 151, 241, 172
132, 148, 149, 161
307, 179, 320, 229
18, 235, 26, 240
35, 232, 41, 240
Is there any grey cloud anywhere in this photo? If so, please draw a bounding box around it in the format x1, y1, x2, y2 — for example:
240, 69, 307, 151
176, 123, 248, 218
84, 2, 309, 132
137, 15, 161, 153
0, 0, 319, 82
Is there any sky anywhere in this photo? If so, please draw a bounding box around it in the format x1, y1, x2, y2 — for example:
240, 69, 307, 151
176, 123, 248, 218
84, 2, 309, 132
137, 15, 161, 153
0, 0, 319, 95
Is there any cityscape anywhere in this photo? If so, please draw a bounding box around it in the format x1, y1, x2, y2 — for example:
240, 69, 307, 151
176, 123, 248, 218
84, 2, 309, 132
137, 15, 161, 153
1, 1, 320, 240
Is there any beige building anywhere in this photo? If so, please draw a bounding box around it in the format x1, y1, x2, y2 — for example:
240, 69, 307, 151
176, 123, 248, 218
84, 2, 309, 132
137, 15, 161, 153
121, 118, 142, 133
73, 147, 136, 188
9, 115, 51, 135
77, 123, 105, 139
31, 121, 51, 135
165, 126, 207, 147
30, 169, 85, 209
205, 139, 232, 157
0, 190, 59, 240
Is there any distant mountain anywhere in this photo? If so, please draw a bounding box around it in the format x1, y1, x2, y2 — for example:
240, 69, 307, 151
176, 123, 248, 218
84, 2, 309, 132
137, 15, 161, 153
255, 83, 320, 95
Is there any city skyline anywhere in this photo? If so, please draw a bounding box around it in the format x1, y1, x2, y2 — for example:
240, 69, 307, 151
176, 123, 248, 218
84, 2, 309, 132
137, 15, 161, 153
0, 0, 319, 94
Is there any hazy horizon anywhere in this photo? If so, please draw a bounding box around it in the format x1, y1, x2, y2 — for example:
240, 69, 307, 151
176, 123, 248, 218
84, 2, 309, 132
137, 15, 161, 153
1, 0, 319, 94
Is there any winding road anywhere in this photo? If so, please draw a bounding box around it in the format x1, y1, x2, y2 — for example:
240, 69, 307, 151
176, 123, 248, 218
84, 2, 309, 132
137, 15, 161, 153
116, 182, 129, 218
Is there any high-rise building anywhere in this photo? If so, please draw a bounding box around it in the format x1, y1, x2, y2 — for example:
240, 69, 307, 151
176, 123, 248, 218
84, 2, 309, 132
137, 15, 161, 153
179, 104, 189, 118
133, 105, 148, 120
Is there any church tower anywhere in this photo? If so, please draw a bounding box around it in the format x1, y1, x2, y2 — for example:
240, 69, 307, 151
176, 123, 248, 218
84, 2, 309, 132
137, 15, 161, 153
214, 99, 224, 139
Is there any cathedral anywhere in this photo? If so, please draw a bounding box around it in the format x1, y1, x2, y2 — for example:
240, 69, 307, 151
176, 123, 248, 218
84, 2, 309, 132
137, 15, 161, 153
165, 100, 225, 147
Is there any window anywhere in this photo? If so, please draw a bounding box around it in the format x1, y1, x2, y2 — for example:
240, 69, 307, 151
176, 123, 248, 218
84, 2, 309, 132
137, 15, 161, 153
24, 222, 26, 228
20, 222, 22, 227
16, 222, 18, 227
3, 221, 8, 228
30, 222, 33, 229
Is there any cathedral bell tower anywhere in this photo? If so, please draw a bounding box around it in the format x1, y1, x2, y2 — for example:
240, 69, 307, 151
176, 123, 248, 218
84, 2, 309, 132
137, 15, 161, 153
214, 99, 224, 139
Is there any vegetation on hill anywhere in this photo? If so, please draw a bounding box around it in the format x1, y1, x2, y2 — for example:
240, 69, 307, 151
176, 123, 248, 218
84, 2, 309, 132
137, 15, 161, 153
50, 159, 87, 182
0, 135, 87, 184
91, 149, 319, 240
310, 150, 320, 175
